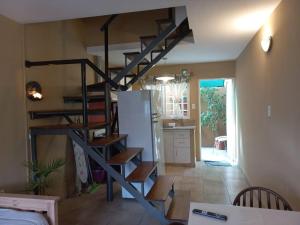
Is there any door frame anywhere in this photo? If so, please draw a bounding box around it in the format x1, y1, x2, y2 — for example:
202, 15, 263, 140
197, 78, 237, 163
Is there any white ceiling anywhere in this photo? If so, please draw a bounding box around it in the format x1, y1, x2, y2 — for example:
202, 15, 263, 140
0, 0, 281, 64
185, 0, 281, 63
0, 0, 185, 24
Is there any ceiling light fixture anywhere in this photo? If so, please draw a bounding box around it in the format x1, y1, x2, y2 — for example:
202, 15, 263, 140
155, 75, 175, 82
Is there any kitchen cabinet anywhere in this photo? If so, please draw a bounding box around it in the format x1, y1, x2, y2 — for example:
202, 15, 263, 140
163, 127, 195, 167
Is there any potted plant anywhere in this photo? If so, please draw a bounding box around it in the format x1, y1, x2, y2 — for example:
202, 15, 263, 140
25, 159, 65, 195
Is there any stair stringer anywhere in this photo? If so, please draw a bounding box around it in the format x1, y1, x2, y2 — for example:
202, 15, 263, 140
68, 130, 170, 225
127, 18, 192, 88
113, 22, 177, 84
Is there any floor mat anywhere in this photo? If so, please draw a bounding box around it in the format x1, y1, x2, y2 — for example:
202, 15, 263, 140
204, 160, 232, 167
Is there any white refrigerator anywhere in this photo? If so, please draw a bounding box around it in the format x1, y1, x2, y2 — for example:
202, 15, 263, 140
117, 90, 165, 198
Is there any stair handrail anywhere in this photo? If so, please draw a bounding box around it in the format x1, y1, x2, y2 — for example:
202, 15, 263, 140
25, 58, 119, 141
25, 59, 119, 89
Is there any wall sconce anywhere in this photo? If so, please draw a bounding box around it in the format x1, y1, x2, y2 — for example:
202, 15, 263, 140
261, 35, 272, 53
26, 81, 43, 101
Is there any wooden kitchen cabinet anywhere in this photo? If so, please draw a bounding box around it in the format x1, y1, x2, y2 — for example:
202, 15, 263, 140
164, 131, 174, 163
163, 128, 195, 167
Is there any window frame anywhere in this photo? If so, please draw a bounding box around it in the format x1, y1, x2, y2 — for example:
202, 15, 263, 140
161, 83, 190, 119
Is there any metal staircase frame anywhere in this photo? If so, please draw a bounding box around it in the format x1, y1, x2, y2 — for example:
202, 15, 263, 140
26, 9, 192, 224
29, 127, 169, 224
113, 22, 176, 85
68, 130, 169, 224
126, 18, 191, 89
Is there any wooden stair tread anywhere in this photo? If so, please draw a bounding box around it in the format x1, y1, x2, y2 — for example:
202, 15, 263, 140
140, 35, 164, 51
166, 190, 190, 222
156, 19, 174, 34
29, 109, 103, 113
166, 32, 180, 40
146, 176, 175, 201
151, 49, 164, 54
87, 82, 105, 91
63, 95, 105, 103
109, 67, 124, 71
126, 161, 157, 183
29, 109, 104, 119
124, 51, 149, 64
140, 35, 157, 40
30, 122, 107, 130
125, 74, 136, 78
156, 18, 173, 25
140, 35, 157, 46
138, 61, 150, 66
88, 134, 128, 147
108, 148, 143, 165
123, 51, 140, 56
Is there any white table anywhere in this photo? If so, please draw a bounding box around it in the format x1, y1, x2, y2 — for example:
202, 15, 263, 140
188, 202, 300, 225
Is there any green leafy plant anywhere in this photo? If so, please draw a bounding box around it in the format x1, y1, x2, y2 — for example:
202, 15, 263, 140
87, 182, 101, 194
200, 88, 226, 134
25, 159, 65, 195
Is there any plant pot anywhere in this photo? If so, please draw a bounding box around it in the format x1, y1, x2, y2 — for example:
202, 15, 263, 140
92, 169, 106, 183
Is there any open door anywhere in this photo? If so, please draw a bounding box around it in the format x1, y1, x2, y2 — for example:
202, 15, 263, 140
225, 79, 238, 165
199, 78, 238, 165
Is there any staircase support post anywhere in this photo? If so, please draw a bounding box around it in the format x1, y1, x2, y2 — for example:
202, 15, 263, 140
29, 132, 38, 194
103, 24, 114, 201
104, 25, 112, 136
30, 133, 37, 163
81, 62, 89, 142
105, 146, 114, 201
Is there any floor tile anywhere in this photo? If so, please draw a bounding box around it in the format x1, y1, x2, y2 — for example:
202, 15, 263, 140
60, 162, 248, 225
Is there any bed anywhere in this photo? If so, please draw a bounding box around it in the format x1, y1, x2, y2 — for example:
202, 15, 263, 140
0, 193, 59, 225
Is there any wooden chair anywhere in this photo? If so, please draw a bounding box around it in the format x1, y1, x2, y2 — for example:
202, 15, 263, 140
233, 186, 292, 211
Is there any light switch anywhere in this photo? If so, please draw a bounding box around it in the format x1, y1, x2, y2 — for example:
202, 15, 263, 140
192, 104, 196, 110
267, 105, 271, 118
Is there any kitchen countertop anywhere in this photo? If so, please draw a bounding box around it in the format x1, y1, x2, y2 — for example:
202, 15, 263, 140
163, 126, 196, 130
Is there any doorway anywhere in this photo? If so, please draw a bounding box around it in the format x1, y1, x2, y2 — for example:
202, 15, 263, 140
199, 78, 238, 165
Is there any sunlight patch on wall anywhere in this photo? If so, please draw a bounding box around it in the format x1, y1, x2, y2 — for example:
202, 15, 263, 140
234, 6, 276, 33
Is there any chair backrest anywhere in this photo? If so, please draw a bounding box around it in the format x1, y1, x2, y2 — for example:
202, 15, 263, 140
233, 186, 292, 211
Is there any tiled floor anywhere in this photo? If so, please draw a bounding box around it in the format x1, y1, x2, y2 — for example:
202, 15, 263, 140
60, 162, 249, 225
201, 147, 231, 163
166, 161, 249, 204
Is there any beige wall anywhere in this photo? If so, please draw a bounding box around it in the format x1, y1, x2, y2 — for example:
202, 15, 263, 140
133, 61, 235, 160
25, 20, 95, 197
0, 16, 27, 191
236, 0, 300, 210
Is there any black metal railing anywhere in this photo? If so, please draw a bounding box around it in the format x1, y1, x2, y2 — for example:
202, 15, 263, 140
25, 58, 118, 141
100, 14, 119, 136
25, 59, 118, 89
